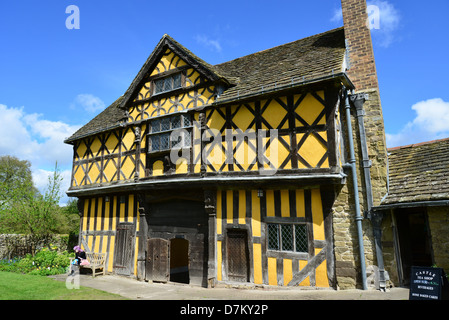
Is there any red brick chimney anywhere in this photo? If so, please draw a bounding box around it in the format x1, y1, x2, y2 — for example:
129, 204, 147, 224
341, 0, 379, 92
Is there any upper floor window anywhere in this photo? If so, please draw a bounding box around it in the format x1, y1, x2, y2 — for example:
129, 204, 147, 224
148, 114, 192, 153
154, 73, 182, 94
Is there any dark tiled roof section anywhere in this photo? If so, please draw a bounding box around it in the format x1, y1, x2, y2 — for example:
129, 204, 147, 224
65, 96, 126, 143
214, 27, 346, 103
383, 138, 449, 204
65, 28, 346, 143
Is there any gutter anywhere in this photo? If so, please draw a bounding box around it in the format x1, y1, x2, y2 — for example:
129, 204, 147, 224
66, 173, 346, 197
342, 87, 368, 290
372, 200, 449, 211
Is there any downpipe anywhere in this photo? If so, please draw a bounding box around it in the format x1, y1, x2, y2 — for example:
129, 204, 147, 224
351, 93, 387, 292
342, 87, 368, 290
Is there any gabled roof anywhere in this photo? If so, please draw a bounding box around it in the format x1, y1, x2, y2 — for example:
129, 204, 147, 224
117, 34, 233, 110
65, 27, 347, 144
383, 138, 449, 204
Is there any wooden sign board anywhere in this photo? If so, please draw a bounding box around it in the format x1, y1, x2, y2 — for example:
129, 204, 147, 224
409, 266, 446, 300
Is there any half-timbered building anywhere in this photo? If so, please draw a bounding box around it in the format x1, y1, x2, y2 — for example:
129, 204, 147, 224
65, 0, 391, 289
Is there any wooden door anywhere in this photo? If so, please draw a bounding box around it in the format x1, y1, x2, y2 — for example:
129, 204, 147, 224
227, 230, 250, 282
114, 223, 135, 276
146, 238, 170, 282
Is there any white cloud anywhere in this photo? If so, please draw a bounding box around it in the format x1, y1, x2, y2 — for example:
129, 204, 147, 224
32, 168, 73, 205
73, 94, 106, 113
386, 98, 449, 148
195, 35, 222, 53
330, 0, 400, 47
330, 8, 343, 23
368, 0, 401, 47
0, 104, 80, 203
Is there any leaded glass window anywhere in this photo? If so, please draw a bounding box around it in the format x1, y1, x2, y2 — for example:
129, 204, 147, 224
148, 114, 192, 152
154, 72, 182, 94
267, 223, 308, 253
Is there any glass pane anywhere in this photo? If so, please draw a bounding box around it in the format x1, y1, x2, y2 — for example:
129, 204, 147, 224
152, 119, 160, 133
171, 130, 182, 148
267, 224, 279, 250
150, 136, 160, 151
172, 115, 181, 129
155, 79, 164, 94
161, 118, 170, 131
183, 114, 191, 127
164, 77, 172, 91
160, 133, 169, 150
173, 73, 181, 89
281, 224, 294, 251
183, 131, 191, 147
295, 225, 308, 253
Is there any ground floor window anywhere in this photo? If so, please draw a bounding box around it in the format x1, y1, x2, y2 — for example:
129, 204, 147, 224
268, 223, 308, 253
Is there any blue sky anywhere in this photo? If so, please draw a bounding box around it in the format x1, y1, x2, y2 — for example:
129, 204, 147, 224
1, 0, 448, 203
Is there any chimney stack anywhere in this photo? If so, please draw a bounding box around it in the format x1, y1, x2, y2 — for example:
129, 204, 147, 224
341, 0, 379, 92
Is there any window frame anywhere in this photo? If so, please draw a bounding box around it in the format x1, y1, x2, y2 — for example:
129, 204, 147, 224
147, 114, 192, 153
267, 223, 308, 254
152, 72, 184, 96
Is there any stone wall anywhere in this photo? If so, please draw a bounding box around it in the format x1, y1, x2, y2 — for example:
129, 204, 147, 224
428, 207, 449, 273
332, 88, 389, 290
0, 234, 77, 259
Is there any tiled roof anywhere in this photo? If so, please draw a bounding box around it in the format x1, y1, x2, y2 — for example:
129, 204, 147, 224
65, 27, 346, 143
383, 138, 449, 204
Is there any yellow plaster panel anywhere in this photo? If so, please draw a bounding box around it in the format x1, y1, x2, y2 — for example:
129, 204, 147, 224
268, 257, 277, 286
251, 190, 261, 237
105, 135, 119, 154
311, 188, 325, 241
266, 190, 275, 217
295, 91, 325, 126
234, 139, 257, 171
231, 104, 255, 131
175, 158, 188, 174
253, 243, 263, 284
216, 191, 222, 235
299, 260, 310, 286
297, 133, 328, 168
87, 163, 100, 184
280, 190, 290, 217
261, 135, 291, 170
261, 98, 288, 130
314, 248, 329, 288
103, 160, 117, 182
122, 130, 135, 151
296, 189, 305, 218
73, 164, 84, 187
283, 259, 293, 286
108, 236, 115, 272
121, 156, 135, 180
217, 240, 222, 281
77, 141, 87, 160
91, 137, 102, 157
152, 160, 164, 176
226, 190, 233, 224
238, 190, 246, 225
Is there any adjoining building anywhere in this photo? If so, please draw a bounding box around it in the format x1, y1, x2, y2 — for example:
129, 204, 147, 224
65, 0, 394, 289
373, 138, 449, 287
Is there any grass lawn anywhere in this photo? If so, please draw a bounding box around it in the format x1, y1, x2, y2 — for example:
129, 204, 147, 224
0, 271, 127, 300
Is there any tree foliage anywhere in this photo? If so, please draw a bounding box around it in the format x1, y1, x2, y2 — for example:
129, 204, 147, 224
0, 156, 79, 236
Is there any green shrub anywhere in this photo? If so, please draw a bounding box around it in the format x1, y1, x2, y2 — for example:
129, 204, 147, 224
0, 247, 74, 276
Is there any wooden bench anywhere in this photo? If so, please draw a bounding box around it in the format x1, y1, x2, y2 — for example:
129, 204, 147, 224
71, 252, 106, 277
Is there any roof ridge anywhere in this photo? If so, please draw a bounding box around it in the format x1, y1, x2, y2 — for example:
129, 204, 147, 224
388, 137, 449, 152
